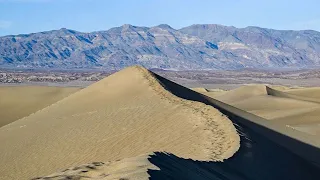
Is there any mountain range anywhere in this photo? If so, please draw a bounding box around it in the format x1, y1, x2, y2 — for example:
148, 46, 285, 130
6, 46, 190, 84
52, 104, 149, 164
1, 24, 320, 70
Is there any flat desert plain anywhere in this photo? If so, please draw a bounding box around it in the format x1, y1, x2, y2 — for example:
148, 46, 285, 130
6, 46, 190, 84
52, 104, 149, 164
1, 66, 320, 179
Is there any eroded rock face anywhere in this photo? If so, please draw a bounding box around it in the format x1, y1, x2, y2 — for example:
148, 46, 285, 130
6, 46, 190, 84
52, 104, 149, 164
1, 24, 320, 70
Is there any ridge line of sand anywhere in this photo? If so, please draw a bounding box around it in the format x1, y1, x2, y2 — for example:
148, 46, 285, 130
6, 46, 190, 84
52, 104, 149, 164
134, 66, 240, 160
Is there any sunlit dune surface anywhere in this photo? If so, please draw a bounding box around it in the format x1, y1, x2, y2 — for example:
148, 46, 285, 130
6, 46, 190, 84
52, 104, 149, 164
213, 84, 268, 103
33, 153, 159, 180
227, 95, 319, 120
285, 87, 320, 99
191, 88, 226, 98
0, 66, 239, 180
0, 86, 80, 127
199, 84, 320, 145
33, 152, 237, 180
190, 87, 209, 93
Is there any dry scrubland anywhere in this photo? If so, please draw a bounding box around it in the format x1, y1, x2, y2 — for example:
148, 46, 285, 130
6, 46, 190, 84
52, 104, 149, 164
0, 66, 239, 180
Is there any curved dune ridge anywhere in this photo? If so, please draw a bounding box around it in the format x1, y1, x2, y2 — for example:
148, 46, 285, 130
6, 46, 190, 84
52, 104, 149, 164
32, 153, 159, 180
33, 152, 234, 180
0, 66, 239, 180
190, 87, 209, 93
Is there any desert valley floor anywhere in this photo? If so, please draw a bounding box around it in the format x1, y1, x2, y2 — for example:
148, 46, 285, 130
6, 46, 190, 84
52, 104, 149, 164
1, 66, 320, 180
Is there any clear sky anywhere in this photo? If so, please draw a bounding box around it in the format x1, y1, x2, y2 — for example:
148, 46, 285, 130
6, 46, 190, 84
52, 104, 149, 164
0, 0, 319, 36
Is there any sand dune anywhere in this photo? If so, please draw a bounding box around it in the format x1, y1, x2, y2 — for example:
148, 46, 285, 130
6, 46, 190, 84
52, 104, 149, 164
267, 86, 320, 104
0, 86, 80, 127
285, 87, 320, 99
0, 66, 239, 180
206, 85, 320, 120
32, 153, 158, 180
34, 82, 320, 179
192, 88, 226, 98
33, 152, 219, 180
214, 84, 268, 104
198, 84, 320, 146
190, 87, 209, 93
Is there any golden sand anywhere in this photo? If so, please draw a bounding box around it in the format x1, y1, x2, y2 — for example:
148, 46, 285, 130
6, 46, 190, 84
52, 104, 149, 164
0, 66, 239, 180
0, 86, 80, 127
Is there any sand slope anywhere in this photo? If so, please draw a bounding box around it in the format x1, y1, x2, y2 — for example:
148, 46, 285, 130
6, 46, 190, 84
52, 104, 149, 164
191, 87, 209, 93
200, 84, 320, 146
210, 85, 320, 120
285, 87, 320, 99
33, 83, 320, 180
0, 86, 80, 127
267, 86, 320, 104
32, 153, 159, 180
0, 66, 239, 180
214, 84, 268, 104
33, 151, 247, 180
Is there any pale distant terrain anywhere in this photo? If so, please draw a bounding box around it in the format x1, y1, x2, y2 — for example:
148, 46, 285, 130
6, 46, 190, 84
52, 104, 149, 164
2, 68, 320, 89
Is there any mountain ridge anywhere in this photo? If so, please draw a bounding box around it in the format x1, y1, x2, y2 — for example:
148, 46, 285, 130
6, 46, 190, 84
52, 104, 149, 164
1, 24, 320, 70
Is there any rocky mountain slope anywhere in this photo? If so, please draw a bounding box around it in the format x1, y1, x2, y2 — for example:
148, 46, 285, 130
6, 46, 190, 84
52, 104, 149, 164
1, 24, 320, 70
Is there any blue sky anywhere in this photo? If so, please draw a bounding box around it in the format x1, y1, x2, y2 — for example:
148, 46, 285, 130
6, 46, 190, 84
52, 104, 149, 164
0, 0, 319, 36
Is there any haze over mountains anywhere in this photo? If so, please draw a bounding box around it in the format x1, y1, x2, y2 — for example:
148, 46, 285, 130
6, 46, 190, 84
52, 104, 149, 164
1, 24, 320, 70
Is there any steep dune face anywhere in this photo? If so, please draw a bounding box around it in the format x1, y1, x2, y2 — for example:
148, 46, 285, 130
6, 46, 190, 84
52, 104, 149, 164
0, 86, 80, 127
0, 66, 239, 180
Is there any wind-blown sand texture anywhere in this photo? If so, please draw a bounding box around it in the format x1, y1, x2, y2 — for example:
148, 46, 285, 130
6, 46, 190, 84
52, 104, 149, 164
31, 81, 320, 180
0, 66, 239, 180
0, 86, 80, 127
202, 84, 320, 139
285, 87, 320, 99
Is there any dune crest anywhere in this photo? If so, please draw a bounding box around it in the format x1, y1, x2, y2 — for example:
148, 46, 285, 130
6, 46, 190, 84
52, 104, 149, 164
0, 66, 239, 179
191, 87, 209, 93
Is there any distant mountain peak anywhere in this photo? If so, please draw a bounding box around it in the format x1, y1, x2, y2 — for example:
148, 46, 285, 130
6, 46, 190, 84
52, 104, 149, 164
122, 24, 134, 28
188, 24, 227, 28
58, 28, 77, 34
121, 24, 140, 31
1, 24, 320, 70
156, 24, 174, 30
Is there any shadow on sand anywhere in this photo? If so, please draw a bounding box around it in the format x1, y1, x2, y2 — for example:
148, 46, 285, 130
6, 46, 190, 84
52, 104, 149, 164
147, 73, 320, 180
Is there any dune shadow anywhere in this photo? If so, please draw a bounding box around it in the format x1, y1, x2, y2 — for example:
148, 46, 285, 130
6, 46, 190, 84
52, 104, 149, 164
147, 72, 320, 180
